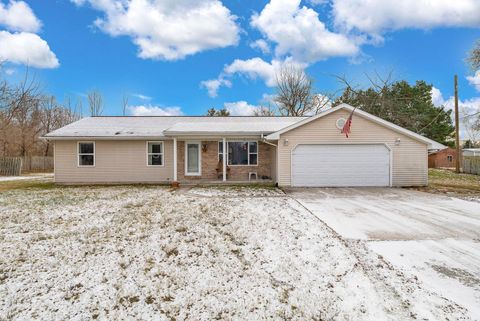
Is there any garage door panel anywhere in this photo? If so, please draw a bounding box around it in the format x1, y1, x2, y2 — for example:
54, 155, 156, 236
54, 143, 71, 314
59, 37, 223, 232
292, 144, 390, 187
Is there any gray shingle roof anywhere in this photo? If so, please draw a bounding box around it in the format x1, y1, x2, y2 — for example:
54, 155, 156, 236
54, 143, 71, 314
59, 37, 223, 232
44, 116, 308, 139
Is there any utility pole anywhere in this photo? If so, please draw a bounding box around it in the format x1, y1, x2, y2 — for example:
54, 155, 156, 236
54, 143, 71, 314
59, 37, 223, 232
454, 75, 460, 173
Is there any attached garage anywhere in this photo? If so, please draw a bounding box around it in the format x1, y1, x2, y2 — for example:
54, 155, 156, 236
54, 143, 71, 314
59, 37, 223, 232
291, 144, 391, 187
269, 104, 431, 187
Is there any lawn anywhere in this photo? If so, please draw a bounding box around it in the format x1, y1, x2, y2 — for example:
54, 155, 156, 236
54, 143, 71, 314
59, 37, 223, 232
0, 181, 471, 320
418, 169, 480, 202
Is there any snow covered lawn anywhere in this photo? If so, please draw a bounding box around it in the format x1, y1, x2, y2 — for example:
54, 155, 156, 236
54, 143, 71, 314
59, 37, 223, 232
0, 185, 471, 320
0, 173, 53, 182
290, 187, 480, 320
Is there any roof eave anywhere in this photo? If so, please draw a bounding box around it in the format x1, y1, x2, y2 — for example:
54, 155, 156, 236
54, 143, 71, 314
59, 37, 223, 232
163, 131, 273, 137
40, 135, 169, 141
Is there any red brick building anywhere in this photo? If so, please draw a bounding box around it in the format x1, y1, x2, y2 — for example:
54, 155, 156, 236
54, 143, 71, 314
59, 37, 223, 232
428, 147, 459, 168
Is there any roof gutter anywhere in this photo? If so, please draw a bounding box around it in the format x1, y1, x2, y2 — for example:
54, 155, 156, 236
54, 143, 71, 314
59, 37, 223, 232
39, 136, 172, 141
261, 133, 277, 147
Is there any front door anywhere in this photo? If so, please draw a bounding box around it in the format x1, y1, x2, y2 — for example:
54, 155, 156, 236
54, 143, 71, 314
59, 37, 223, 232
185, 142, 201, 176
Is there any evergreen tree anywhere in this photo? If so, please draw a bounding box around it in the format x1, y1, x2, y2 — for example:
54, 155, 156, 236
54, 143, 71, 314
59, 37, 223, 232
336, 80, 454, 145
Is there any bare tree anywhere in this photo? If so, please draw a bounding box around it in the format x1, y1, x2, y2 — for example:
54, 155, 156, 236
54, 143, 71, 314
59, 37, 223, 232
122, 93, 129, 116
4, 68, 44, 156
462, 112, 480, 144
1, 66, 40, 129
75, 97, 83, 118
13, 93, 42, 157
273, 65, 331, 116
274, 65, 315, 116
88, 90, 103, 116
39, 96, 57, 156
253, 104, 276, 116
0, 66, 82, 157
39, 96, 79, 156
468, 40, 480, 70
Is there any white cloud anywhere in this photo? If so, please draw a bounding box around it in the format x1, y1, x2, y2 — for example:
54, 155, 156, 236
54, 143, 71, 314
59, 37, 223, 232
0, 31, 59, 68
200, 78, 231, 98
250, 39, 270, 55
430, 87, 445, 107
74, 0, 240, 60
0, 1, 41, 32
467, 71, 480, 92
129, 104, 183, 116
224, 57, 280, 87
332, 0, 480, 36
3, 68, 15, 75
260, 93, 275, 105
132, 93, 152, 101
201, 57, 307, 96
224, 101, 260, 116
308, 0, 328, 5
0, 2, 58, 69
251, 0, 359, 63
431, 86, 480, 139
308, 0, 329, 6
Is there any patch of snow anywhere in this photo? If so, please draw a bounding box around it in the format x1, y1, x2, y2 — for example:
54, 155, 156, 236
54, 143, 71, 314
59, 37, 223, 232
187, 186, 284, 197
290, 188, 480, 241
288, 187, 479, 319
0, 173, 53, 182
369, 239, 480, 320
0, 186, 470, 320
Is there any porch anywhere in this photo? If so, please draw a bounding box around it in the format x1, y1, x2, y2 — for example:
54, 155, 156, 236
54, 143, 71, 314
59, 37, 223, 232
170, 138, 277, 184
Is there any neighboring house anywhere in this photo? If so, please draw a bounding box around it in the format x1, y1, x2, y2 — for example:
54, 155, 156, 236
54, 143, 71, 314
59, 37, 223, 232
428, 147, 458, 168
43, 104, 440, 187
463, 148, 480, 157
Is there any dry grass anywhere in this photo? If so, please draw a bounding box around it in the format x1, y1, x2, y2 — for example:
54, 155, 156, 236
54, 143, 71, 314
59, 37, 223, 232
0, 180, 56, 192
414, 169, 480, 200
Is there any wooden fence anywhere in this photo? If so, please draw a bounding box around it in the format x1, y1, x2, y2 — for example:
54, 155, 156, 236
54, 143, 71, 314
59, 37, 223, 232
463, 156, 480, 175
0, 157, 23, 176
21, 156, 54, 172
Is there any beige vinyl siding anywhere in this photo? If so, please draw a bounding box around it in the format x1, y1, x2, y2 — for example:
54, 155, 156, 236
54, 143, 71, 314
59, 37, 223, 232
54, 140, 174, 183
277, 109, 428, 187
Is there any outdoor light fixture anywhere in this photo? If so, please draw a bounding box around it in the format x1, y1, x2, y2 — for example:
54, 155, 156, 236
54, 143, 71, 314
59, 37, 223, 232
202, 143, 208, 152
284, 138, 289, 146
395, 138, 401, 146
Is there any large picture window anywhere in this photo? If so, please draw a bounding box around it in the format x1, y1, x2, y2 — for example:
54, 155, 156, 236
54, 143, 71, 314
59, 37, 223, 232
218, 141, 258, 165
147, 141, 164, 166
78, 142, 95, 166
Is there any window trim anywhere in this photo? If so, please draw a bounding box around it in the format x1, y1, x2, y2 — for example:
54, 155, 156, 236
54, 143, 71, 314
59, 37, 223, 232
218, 141, 258, 166
146, 141, 165, 167
77, 141, 95, 167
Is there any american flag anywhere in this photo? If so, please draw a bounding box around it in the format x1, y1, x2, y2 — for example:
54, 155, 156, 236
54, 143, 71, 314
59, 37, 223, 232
341, 108, 356, 138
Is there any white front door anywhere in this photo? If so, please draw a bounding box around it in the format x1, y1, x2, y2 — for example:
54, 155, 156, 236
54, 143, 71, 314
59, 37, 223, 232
185, 142, 201, 176
291, 144, 390, 187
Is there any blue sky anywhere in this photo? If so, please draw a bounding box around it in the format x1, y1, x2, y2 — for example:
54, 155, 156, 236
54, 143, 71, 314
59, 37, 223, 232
1, 0, 480, 117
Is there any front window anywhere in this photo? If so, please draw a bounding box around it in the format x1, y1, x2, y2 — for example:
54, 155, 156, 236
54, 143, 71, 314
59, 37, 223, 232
218, 141, 258, 165
147, 142, 164, 166
447, 155, 453, 162
78, 142, 94, 166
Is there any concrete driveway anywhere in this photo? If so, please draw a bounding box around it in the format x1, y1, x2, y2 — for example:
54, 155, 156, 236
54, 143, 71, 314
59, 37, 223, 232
287, 187, 480, 320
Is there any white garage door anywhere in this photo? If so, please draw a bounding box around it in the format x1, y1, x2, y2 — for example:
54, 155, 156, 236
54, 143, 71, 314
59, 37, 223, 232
292, 144, 390, 187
